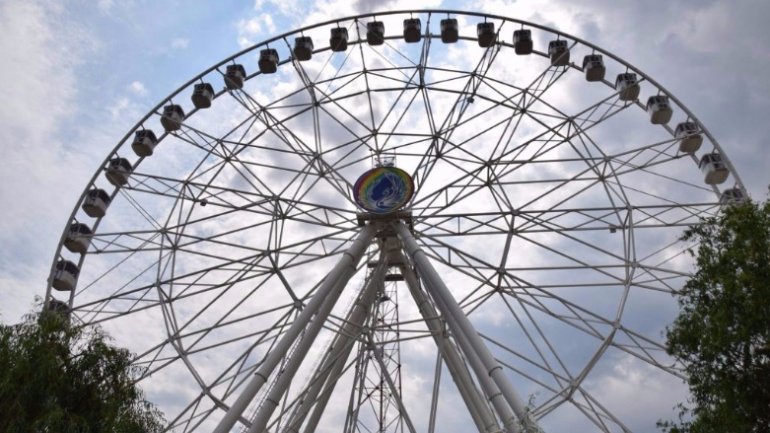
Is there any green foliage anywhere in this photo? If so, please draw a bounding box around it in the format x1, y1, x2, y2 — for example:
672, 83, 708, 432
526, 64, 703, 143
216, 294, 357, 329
661, 199, 770, 433
0, 306, 165, 433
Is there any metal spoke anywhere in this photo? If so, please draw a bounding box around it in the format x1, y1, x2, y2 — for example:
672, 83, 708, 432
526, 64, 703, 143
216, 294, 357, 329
46, 10, 744, 433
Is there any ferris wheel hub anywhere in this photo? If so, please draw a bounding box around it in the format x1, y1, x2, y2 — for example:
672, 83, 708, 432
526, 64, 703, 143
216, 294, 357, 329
353, 166, 414, 214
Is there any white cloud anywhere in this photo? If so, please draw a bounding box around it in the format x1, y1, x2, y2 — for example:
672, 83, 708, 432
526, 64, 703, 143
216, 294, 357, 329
236, 13, 276, 48
97, 0, 114, 13
0, 0, 96, 322
128, 80, 147, 96
96, 0, 138, 18
171, 37, 189, 49
253, 0, 299, 16
109, 96, 131, 119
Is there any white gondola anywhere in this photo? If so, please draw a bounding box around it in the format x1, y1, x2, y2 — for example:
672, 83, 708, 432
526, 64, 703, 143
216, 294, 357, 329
64, 222, 92, 254
131, 129, 158, 157
477, 22, 495, 47
52, 260, 79, 291
513, 29, 532, 55
105, 157, 132, 187
615, 73, 640, 101
191, 82, 214, 108
161, 104, 185, 132
43, 298, 71, 321
224, 64, 246, 90
367, 21, 385, 46
330, 27, 348, 52
720, 187, 746, 205
82, 188, 111, 218
583, 54, 605, 82
440, 18, 458, 43
293, 36, 314, 61
675, 121, 703, 153
699, 152, 729, 185
646, 95, 673, 124
548, 40, 570, 66
258, 48, 279, 73
403, 18, 421, 43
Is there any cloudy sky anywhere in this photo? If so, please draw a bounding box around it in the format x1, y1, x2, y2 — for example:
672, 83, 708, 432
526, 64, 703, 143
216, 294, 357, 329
1, 0, 769, 432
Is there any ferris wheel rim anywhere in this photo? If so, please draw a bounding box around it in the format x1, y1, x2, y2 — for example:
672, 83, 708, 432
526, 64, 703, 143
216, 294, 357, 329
45, 9, 745, 281
44, 9, 744, 433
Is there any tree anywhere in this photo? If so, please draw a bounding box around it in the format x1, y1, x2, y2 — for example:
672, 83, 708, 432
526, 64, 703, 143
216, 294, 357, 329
0, 305, 165, 433
660, 198, 770, 433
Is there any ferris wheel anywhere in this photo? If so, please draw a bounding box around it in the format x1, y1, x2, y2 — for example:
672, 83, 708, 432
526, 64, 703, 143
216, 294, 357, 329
45, 9, 746, 433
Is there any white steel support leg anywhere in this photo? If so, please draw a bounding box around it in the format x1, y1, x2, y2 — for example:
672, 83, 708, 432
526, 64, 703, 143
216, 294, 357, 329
246, 259, 385, 433
213, 224, 376, 433
301, 345, 360, 433
393, 222, 541, 433
299, 260, 392, 433
281, 261, 388, 433
398, 261, 504, 433
449, 313, 520, 433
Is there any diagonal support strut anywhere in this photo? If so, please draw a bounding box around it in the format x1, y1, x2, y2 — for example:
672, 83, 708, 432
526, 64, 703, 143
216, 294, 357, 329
393, 221, 542, 433
213, 224, 376, 433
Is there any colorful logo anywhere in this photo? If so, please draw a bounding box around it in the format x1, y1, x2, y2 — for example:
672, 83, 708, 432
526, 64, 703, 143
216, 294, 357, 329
353, 167, 414, 214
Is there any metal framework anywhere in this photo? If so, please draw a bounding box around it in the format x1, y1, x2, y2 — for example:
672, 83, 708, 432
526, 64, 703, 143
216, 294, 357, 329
45, 9, 746, 433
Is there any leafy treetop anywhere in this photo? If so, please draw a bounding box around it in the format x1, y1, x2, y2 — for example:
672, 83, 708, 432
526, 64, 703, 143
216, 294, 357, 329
661, 198, 770, 433
0, 305, 165, 433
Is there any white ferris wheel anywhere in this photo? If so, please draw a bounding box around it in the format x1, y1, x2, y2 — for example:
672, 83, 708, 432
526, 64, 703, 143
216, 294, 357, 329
45, 9, 746, 433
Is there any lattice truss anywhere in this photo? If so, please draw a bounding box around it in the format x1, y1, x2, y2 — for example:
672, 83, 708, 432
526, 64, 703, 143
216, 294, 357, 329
45, 10, 745, 433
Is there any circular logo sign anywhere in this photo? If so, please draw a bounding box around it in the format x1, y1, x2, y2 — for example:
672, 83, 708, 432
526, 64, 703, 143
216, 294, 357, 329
353, 167, 414, 214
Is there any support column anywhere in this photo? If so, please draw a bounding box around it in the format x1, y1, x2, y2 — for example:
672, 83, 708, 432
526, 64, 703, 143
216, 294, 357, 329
449, 312, 520, 433
246, 259, 385, 433
393, 222, 540, 433
399, 260, 510, 433
274, 261, 387, 433
213, 224, 376, 433
301, 337, 363, 433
